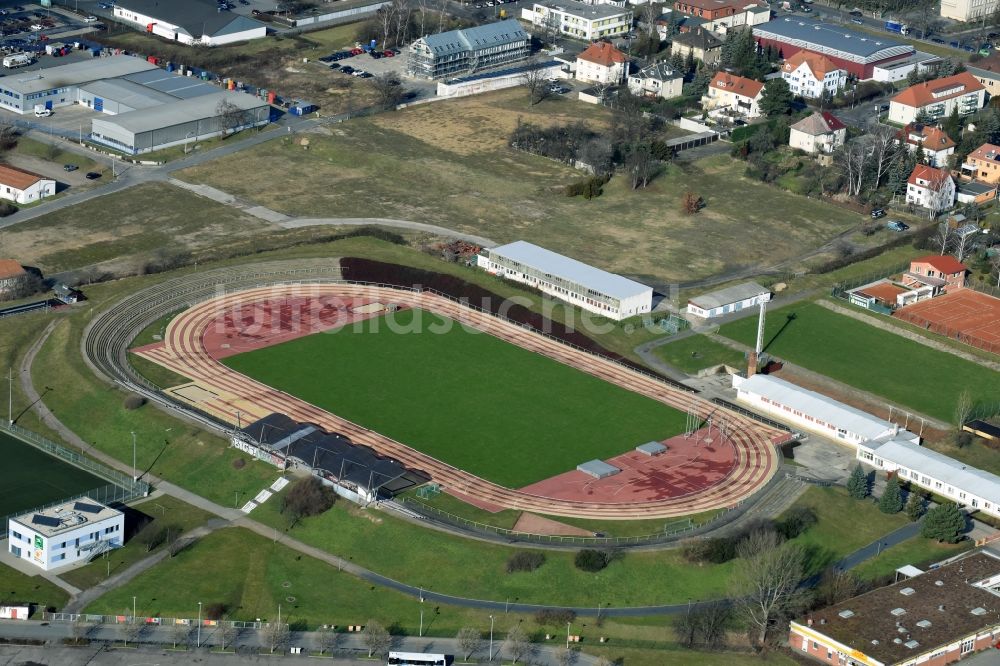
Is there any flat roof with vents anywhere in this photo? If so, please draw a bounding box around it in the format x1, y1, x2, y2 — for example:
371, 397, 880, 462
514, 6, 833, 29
793, 552, 1000, 666
11, 498, 122, 537
900, 587, 916, 596
577, 460, 621, 479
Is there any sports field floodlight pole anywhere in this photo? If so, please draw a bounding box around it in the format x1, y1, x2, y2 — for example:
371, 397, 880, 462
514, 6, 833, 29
489, 614, 494, 662
197, 602, 202, 648
566, 621, 571, 649
7, 367, 12, 426
130, 431, 137, 481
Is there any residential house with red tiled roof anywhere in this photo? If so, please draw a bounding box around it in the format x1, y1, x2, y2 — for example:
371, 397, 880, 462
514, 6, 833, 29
959, 142, 1000, 185
788, 112, 846, 155
0, 164, 55, 205
887, 71, 986, 125
905, 254, 967, 291
906, 164, 955, 214
702, 71, 764, 118
575, 41, 629, 85
895, 123, 956, 169
0, 259, 29, 300
780, 51, 847, 99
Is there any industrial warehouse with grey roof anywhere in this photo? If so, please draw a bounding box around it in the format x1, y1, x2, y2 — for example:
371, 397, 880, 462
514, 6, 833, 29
753, 17, 913, 62
91, 91, 270, 154
407, 19, 531, 79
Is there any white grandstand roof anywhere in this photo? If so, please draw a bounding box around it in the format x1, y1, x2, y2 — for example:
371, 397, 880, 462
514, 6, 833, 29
867, 439, 1000, 504
737, 374, 915, 441
487, 241, 651, 301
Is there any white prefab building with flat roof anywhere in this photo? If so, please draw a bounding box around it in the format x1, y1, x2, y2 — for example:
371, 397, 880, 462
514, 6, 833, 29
7, 499, 124, 571
477, 241, 652, 320
858, 439, 1000, 519
687, 281, 771, 318
732, 374, 920, 448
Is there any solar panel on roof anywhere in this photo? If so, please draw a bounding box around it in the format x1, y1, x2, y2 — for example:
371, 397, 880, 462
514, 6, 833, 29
31, 514, 60, 528
73, 501, 102, 514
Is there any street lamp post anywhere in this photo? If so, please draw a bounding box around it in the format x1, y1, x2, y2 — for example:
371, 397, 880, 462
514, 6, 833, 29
132, 596, 136, 620
566, 621, 571, 649
197, 601, 202, 648
130, 431, 137, 481
489, 614, 494, 662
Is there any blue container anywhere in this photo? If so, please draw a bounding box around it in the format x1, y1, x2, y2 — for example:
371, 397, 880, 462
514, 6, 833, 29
166, 62, 175, 72
370, 39, 376, 49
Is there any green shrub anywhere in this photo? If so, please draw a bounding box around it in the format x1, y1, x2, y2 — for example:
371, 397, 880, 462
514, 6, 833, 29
574, 549, 611, 572
506, 551, 546, 573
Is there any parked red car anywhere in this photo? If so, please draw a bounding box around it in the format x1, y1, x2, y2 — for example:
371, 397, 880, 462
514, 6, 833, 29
383, 49, 394, 57
349, 47, 363, 55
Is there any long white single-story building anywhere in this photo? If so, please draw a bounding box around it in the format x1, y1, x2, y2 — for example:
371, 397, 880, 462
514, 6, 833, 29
687, 281, 771, 319
859, 439, 1000, 519
477, 241, 653, 320
8, 499, 124, 571
732, 374, 920, 448
114, 0, 267, 46
0, 165, 55, 205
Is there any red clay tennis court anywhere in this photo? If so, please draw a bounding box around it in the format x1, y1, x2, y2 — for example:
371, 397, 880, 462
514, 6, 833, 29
894, 289, 1000, 354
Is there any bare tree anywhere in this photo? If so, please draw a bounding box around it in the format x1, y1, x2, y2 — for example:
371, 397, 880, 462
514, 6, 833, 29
216, 99, 249, 138
933, 222, 953, 255
836, 138, 869, 197
0, 122, 18, 151
417, 0, 430, 38
868, 125, 900, 190
732, 529, 806, 648
457, 626, 484, 660
505, 625, 531, 664
990, 252, 1000, 287
121, 615, 143, 647
522, 58, 552, 107
556, 646, 579, 666
317, 627, 341, 655
954, 390, 975, 428
623, 141, 657, 189
953, 225, 978, 263
376, 5, 394, 47
362, 620, 391, 658
261, 621, 290, 654
371, 73, 406, 110
640, 3, 659, 38
170, 621, 190, 649
70, 618, 88, 644
219, 622, 238, 651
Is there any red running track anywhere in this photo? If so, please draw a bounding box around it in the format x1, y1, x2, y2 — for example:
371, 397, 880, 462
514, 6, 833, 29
135, 284, 782, 519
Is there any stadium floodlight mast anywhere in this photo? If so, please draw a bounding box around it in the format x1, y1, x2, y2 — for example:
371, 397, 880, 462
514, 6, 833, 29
130, 431, 137, 482
7, 367, 12, 426
197, 601, 202, 648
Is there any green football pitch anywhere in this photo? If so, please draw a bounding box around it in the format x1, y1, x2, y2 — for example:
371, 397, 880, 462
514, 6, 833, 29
718, 302, 1000, 423
0, 432, 106, 517
223, 309, 688, 488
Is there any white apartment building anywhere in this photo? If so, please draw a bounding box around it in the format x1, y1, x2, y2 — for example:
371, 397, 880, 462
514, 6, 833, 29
8, 499, 124, 571
477, 241, 653, 320
521, 0, 633, 41
858, 439, 1000, 519
702, 71, 764, 118
780, 51, 847, 99
888, 71, 986, 126
906, 164, 956, 214
941, 0, 998, 22
575, 41, 628, 84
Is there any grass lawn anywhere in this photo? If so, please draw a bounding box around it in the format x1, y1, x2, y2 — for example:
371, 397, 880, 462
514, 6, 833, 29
32, 318, 278, 509
780, 486, 909, 574
717, 302, 1000, 423
13, 137, 102, 172
1, 182, 268, 274
850, 536, 971, 582
0, 562, 69, 611
81, 526, 625, 636
222, 308, 688, 487
59, 495, 216, 591
177, 88, 862, 285
251, 496, 733, 607
585, 645, 797, 666
653, 335, 746, 375
0, 431, 106, 516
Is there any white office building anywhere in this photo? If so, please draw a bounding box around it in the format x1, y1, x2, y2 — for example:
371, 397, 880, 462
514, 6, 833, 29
687, 281, 770, 319
521, 0, 633, 41
477, 241, 652, 320
858, 439, 1000, 519
7, 499, 124, 571
732, 374, 920, 448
